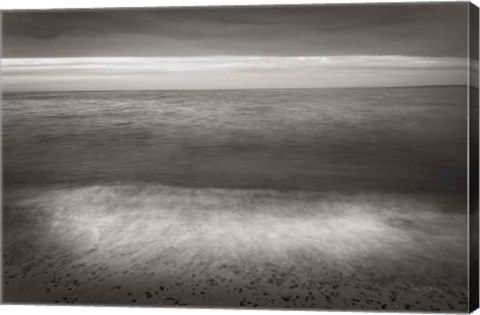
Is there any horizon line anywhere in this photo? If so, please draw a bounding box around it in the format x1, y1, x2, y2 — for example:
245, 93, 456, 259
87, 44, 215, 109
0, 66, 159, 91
2, 84, 469, 94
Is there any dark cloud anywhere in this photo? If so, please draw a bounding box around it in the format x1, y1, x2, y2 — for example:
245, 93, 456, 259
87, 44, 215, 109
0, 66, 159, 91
2, 3, 468, 58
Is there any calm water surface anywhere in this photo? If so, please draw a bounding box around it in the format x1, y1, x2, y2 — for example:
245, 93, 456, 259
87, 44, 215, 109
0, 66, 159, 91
3, 87, 468, 195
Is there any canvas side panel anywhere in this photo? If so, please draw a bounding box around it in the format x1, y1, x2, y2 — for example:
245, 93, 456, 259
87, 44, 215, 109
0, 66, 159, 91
0, 10, 4, 305
469, 2, 479, 313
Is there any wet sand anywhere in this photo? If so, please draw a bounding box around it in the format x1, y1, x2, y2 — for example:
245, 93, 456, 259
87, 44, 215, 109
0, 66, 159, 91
3, 185, 468, 311
3, 259, 468, 311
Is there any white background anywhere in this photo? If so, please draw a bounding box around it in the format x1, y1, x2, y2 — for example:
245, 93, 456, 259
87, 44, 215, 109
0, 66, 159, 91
0, 0, 479, 315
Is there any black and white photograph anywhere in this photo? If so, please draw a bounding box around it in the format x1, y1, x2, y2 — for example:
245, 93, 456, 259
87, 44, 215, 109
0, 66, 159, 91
1, 1, 479, 312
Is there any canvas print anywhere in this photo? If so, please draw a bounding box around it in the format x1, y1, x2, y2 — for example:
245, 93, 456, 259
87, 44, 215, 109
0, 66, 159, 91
1, 2, 479, 312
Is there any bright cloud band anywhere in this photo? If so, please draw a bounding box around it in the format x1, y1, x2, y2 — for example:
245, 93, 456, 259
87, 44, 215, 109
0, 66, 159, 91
1, 56, 468, 91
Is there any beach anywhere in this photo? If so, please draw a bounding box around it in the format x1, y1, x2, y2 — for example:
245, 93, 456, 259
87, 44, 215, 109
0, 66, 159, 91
4, 185, 468, 310
2, 86, 469, 311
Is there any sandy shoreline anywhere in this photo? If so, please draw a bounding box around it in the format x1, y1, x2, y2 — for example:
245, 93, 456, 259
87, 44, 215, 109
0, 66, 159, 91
4, 259, 468, 311
3, 185, 468, 311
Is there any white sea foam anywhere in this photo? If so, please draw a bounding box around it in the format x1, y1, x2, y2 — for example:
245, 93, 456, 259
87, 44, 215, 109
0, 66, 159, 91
4, 185, 467, 278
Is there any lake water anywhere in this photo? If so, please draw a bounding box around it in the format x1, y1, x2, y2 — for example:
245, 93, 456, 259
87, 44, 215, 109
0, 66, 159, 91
3, 86, 467, 197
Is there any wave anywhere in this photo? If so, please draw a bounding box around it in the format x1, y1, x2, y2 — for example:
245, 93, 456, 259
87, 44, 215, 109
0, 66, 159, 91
4, 184, 467, 275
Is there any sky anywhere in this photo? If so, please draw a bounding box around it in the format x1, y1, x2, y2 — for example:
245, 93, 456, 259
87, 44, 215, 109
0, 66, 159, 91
1, 3, 469, 91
